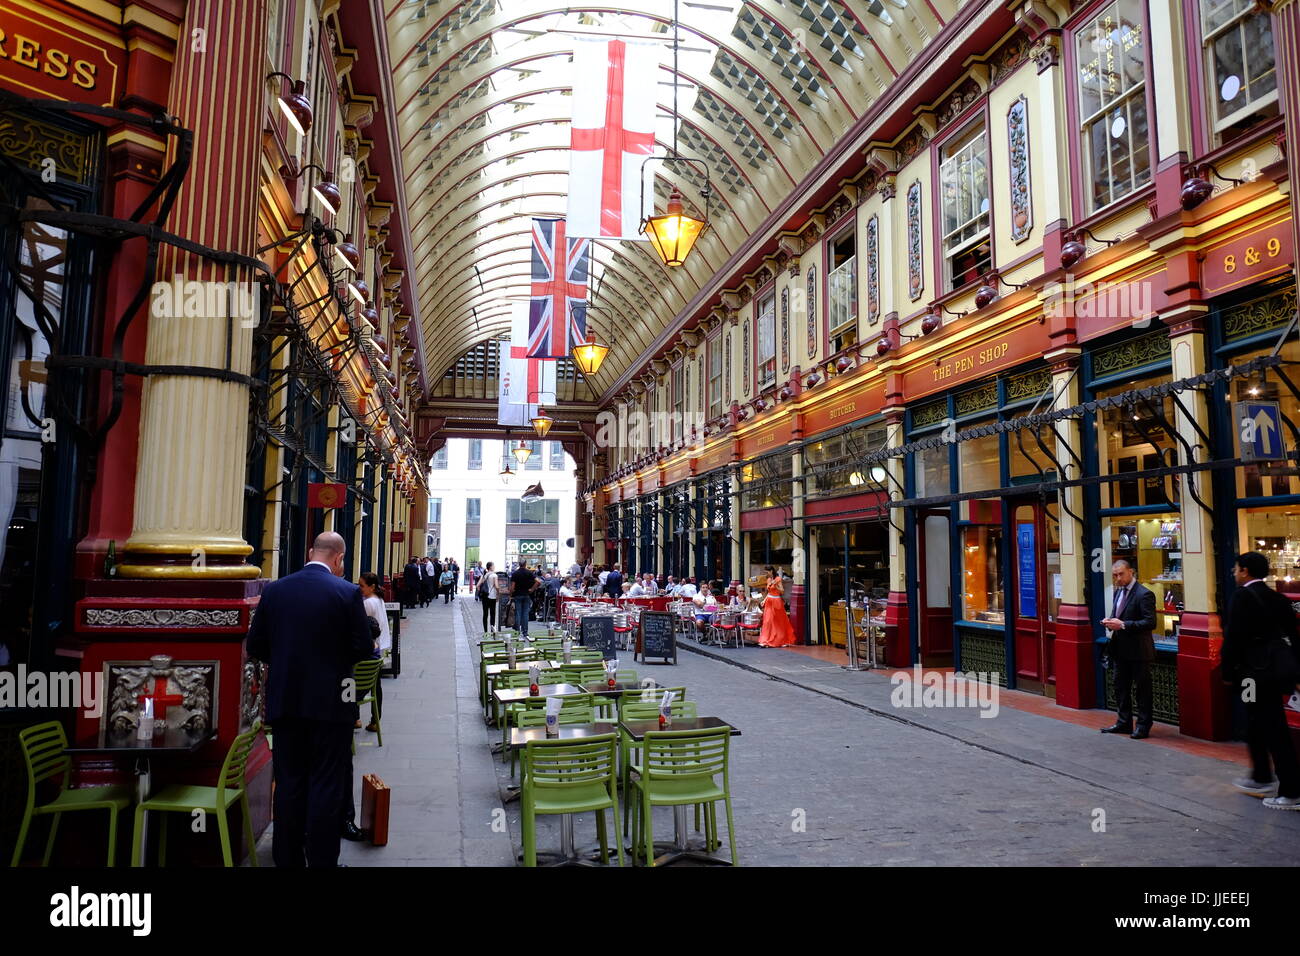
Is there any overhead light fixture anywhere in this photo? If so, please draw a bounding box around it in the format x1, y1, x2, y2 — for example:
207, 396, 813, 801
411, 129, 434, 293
1181, 162, 1245, 211
335, 233, 361, 272
921, 311, 942, 335
277, 161, 338, 215
348, 278, 370, 305
571, 330, 610, 375
643, 187, 706, 267
870, 464, 887, 484
530, 407, 554, 438
512, 440, 532, 465
1059, 227, 1120, 271
268, 72, 314, 135
499, 461, 514, 483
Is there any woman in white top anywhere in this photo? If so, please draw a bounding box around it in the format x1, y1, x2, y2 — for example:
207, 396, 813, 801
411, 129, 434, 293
359, 573, 388, 732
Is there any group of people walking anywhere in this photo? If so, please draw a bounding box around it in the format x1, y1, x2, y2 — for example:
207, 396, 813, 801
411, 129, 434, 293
401, 555, 460, 608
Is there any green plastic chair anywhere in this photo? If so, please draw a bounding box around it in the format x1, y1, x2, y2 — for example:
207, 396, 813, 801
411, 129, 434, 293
509, 705, 598, 778
521, 734, 623, 867
11, 721, 133, 867
617, 697, 698, 837
353, 658, 383, 748
130, 724, 261, 867
629, 727, 737, 867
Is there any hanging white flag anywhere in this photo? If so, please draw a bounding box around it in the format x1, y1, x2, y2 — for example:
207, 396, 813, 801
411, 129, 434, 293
566, 37, 659, 240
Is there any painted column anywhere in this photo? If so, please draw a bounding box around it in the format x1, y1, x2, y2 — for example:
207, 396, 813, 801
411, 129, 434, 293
883, 408, 910, 667
1168, 315, 1227, 740
729, 461, 742, 590
1047, 351, 1094, 709
119, 0, 268, 578
790, 448, 806, 644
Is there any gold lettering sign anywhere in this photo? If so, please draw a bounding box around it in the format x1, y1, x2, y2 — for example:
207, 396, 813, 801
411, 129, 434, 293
0, 2, 121, 107
932, 340, 1009, 384
827, 401, 858, 421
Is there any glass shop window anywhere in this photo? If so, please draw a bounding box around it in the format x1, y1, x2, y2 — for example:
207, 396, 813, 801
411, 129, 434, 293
961, 524, 1005, 625
1229, 337, 1300, 499
915, 444, 950, 498
1239, 508, 1300, 598
1095, 379, 1180, 509
959, 431, 1001, 493
1105, 513, 1183, 643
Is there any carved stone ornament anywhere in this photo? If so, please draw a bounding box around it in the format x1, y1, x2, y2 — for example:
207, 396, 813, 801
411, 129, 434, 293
1032, 36, 1060, 73
878, 175, 897, 200
105, 655, 218, 734
241, 658, 268, 732
84, 607, 241, 628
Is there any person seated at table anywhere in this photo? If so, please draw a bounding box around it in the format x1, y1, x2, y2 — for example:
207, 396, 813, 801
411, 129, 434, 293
664, 575, 679, 596
693, 583, 718, 609
621, 580, 634, 597
559, 577, 582, 598
628, 576, 647, 597
678, 577, 697, 599
643, 572, 659, 595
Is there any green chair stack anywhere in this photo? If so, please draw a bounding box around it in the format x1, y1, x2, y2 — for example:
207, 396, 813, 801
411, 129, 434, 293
130, 724, 262, 867
520, 735, 622, 867
629, 727, 737, 867
11, 721, 133, 867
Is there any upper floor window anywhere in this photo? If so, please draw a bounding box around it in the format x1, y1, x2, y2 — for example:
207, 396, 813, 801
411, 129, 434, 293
524, 439, 542, 471
1200, 0, 1278, 144
757, 291, 777, 390
828, 229, 857, 353
1076, 0, 1151, 213
708, 333, 723, 419
431, 445, 448, 469
466, 498, 481, 523
507, 499, 560, 523
468, 438, 482, 470
672, 363, 684, 441
549, 441, 565, 470
940, 121, 991, 291
428, 497, 442, 524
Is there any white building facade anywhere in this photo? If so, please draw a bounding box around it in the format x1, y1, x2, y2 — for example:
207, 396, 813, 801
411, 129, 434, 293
425, 437, 577, 575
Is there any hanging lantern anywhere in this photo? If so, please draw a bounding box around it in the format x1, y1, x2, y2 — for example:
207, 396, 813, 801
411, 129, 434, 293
642, 187, 706, 267
531, 408, 554, 438
512, 440, 532, 465
571, 330, 609, 376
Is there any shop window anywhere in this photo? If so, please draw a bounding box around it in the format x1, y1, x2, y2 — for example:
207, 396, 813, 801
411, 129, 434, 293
708, 333, 724, 418
1200, 0, 1278, 144
1075, 0, 1151, 213
804, 423, 888, 496
960, 525, 1005, 625
1008, 429, 1058, 484
507, 499, 559, 523
959, 431, 1001, 493
757, 291, 777, 390
465, 536, 480, 566
1105, 514, 1183, 643
939, 121, 991, 291
828, 229, 857, 353
1095, 382, 1179, 509
1228, 336, 1299, 499
741, 453, 793, 510
915, 444, 950, 498
1239, 509, 1300, 595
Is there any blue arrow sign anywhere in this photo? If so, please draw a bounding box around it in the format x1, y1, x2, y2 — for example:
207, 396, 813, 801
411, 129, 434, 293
1238, 400, 1284, 462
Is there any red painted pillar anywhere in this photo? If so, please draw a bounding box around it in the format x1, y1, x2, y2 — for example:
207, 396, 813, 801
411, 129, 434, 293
884, 589, 910, 667
789, 582, 806, 644
1053, 602, 1095, 709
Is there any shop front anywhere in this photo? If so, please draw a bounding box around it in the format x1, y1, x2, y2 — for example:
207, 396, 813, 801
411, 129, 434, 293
739, 450, 793, 589
692, 469, 731, 587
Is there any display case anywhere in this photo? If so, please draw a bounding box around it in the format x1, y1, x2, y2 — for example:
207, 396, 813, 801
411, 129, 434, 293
1108, 514, 1182, 644
961, 524, 1005, 625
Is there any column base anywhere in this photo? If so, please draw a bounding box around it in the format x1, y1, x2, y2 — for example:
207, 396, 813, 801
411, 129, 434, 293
1053, 603, 1096, 710
789, 583, 806, 645
1177, 611, 1230, 740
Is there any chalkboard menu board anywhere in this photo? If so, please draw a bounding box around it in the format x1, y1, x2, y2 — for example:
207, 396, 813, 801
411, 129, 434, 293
580, 615, 617, 659
638, 610, 677, 664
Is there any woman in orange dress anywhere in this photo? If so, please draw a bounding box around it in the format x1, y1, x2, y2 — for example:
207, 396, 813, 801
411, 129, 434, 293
758, 565, 796, 647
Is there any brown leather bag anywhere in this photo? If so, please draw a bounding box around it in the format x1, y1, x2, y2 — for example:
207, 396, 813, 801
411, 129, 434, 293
360, 774, 390, 846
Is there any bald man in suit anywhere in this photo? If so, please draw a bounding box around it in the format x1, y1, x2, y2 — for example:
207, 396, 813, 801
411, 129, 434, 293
246, 532, 373, 867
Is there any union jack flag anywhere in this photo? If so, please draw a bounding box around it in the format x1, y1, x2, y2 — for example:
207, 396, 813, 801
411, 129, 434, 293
528, 217, 588, 359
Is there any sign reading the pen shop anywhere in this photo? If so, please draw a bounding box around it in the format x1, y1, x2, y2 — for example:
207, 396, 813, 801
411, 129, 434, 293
0, 1, 123, 108
904, 322, 1050, 401
1201, 218, 1294, 297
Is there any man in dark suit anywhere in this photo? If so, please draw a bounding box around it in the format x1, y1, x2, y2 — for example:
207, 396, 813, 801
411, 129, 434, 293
402, 556, 420, 610
246, 532, 373, 867
1222, 551, 1300, 809
1099, 558, 1157, 739
604, 564, 624, 600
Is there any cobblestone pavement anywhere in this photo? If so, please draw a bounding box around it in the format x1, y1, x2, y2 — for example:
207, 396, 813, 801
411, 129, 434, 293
260, 595, 1300, 866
